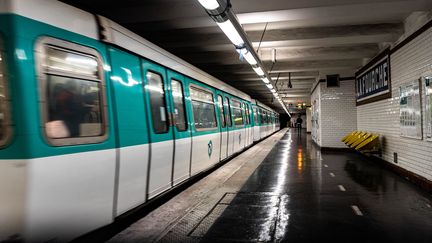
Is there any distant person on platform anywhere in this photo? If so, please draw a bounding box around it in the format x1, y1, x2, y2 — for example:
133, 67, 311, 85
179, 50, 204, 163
296, 116, 303, 132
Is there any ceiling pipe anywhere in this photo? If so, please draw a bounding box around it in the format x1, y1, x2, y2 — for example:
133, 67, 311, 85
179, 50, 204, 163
196, 0, 289, 115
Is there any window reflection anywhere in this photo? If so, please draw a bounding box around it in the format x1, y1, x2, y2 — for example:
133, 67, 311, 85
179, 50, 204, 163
43, 46, 104, 139
0, 40, 11, 146
171, 80, 187, 131
190, 86, 217, 130
146, 72, 168, 134
232, 99, 243, 126
46, 47, 98, 78
224, 97, 232, 127
297, 148, 303, 172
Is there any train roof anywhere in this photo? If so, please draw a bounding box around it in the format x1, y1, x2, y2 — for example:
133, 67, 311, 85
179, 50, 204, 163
0, 0, 99, 40
0, 0, 252, 101
97, 16, 252, 102
253, 99, 275, 112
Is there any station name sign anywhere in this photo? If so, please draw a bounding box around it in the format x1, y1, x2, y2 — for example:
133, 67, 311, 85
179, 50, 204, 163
355, 49, 391, 105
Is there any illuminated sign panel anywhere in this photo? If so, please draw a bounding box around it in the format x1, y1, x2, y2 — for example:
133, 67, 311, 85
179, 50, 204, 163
355, 49, 391, 105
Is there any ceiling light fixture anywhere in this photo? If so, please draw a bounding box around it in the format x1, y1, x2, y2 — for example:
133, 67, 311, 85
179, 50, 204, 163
216, 20, 244, 47
253, 66, 264, 76
239, 48, 257, 65
197, 0, 220, 10
196, 0, 289, 114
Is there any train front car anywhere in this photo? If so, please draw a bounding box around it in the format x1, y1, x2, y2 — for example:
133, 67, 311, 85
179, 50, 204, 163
0, 1, 117, 242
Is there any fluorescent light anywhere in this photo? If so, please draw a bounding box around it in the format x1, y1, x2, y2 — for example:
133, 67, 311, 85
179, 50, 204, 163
271, 89, 276, 93
217, 20, 244, 47
239, 48, 257, 65
262, 77, 270, 84
266, 84, 273, 89
197, 0, 220, 10
253, 66, 264, 76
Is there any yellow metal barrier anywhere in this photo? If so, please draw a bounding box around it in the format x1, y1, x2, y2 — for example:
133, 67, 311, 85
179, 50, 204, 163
346, 131, 366, 146
341, 131, 357, 143
350, 133, 372, 148
355, 134, 380, 152
344, 131, 361, 144
341, 131, 381, 154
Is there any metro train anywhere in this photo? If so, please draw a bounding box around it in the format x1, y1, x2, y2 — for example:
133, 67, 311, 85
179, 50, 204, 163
0, 0, 280, 241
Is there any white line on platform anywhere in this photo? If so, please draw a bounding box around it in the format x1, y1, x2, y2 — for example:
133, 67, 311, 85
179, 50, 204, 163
324, 164, 328, 168
338, 185, 346, 191
351, 205, 363, 216
329, 172, 335, 177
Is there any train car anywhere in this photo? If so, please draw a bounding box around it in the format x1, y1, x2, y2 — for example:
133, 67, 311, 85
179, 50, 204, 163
0, 0, 280, 242
254, 100, 277, 138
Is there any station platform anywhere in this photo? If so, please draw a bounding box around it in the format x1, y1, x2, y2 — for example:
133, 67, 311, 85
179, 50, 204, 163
108, 129, 432, 243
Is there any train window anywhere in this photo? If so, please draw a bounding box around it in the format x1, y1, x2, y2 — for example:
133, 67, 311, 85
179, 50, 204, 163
0, 37, 11, 147
232, 99, 243, 126
224, 97, 232, 127
171, 79, 187, 131
253, 107, 258, 124
244, 103, 249, 125
246, 104, 251, 125
146, 72, 168, 134
217, 95, 226, 128
259, 109, 265, 124
37, 38, 107, 146
190, 86, 217, 131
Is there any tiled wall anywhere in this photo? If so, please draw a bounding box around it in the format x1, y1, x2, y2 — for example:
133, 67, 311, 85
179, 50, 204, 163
320, 81, 358, 148
357, 27, 432, 181
306, 108, 312, 133
311, 83, 321, 145
311, 81, 357, 148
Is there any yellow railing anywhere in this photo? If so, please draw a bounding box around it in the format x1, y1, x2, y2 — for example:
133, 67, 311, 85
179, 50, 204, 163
341, 130, 380, 154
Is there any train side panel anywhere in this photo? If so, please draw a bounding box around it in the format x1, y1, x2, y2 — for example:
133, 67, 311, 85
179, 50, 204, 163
108, 47, 150, 215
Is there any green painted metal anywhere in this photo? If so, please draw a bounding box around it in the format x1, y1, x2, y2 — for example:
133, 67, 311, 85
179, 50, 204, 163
108, 47, 149, 147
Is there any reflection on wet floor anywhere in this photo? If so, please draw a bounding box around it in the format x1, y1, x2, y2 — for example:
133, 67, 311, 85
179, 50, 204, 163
200, 129, 432, 243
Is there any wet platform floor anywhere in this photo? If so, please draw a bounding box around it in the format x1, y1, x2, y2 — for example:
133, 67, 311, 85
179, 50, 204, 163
194, 130, 432, 242
110, 129, 432, 243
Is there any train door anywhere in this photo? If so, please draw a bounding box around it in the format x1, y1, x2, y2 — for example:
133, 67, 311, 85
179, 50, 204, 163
243, 102, 251, 147
253, 106, 260, 141
232, 98, 244, 153
109, 48, 150, 215
225, 96, 234, 157
216, 93, 228, 160
246, 103, 253, 147
142, 61, 174, 199
167, 70, 192, 186
189, 83, 221, 175
259, 108, 265, 138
